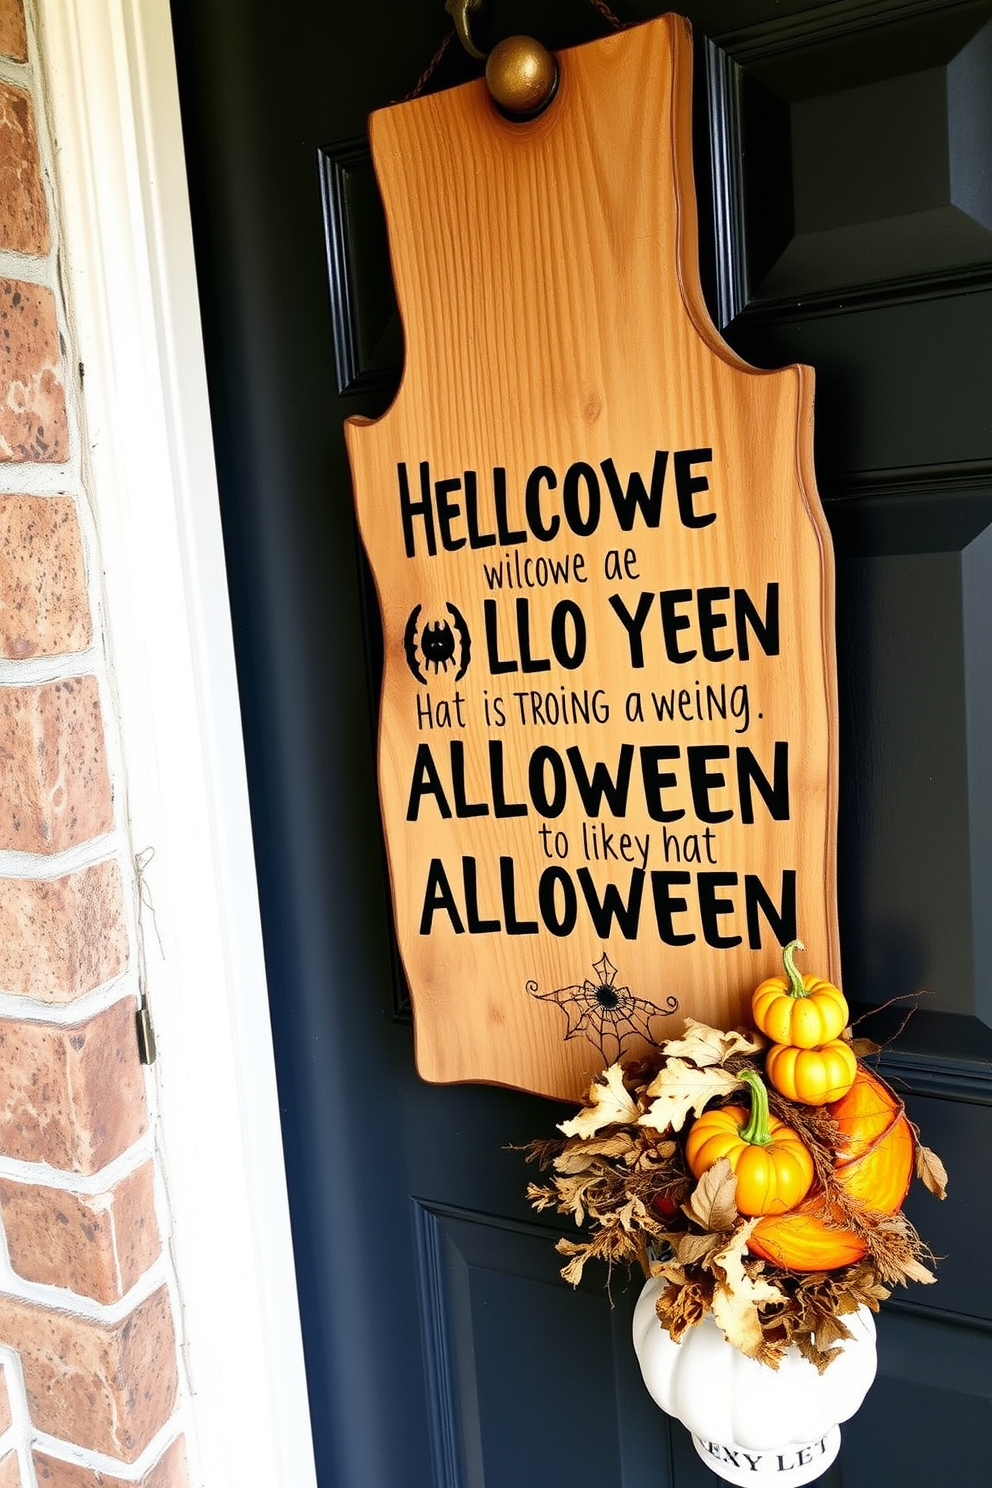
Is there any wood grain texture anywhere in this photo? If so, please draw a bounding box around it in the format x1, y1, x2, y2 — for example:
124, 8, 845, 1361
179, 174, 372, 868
345, 14, 839, 1100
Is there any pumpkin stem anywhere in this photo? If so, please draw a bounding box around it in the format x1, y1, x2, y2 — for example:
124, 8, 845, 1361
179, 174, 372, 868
782, 938, 808, 999
738, 1070, 774, 1147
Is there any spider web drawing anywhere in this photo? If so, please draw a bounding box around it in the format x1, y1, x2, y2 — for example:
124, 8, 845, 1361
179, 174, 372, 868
528, 953, 679, 1064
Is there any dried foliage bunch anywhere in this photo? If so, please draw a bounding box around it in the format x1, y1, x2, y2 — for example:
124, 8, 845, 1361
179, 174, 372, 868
525, 944, 948, 1373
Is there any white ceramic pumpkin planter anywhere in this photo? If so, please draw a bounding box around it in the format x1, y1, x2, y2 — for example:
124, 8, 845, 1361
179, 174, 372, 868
632, 1278, 878, 1485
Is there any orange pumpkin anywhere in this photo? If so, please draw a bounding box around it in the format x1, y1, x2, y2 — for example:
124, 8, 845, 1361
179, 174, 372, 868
686, 1070, 814, 1216
752, 940, 849, 1049
766, 1038, 858, 1105
748, 1067, 914, 1271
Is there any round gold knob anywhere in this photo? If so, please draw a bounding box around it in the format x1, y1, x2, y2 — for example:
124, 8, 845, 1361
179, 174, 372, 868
486, 36, 558, 119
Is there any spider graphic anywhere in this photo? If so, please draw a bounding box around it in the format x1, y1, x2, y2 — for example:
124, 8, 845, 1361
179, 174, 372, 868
529, 952, 678, 1063
403, 602, 471, 683
420, 620, 457, 672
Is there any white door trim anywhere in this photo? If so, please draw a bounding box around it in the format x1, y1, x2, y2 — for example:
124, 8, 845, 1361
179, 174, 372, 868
35, 2, 318, 1483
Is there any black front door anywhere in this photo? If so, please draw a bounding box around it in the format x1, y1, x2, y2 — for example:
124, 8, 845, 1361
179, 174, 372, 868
170, 2, 992, 1484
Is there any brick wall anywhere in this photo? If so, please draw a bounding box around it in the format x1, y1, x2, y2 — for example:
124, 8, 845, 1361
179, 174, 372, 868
0, 3, 189, 1483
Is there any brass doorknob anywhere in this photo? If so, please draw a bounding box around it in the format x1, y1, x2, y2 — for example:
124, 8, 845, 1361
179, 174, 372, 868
486, 36, 558, 118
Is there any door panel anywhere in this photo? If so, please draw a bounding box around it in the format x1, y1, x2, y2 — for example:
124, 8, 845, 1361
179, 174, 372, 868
417, 1207, 634, 1486
736, 8, 992, 303
843, 1309, 992, 1483
895, 1091, 992, 1320
732, 299, 992, 478
834, 525, 984, 1022
169, 1, 992, 1483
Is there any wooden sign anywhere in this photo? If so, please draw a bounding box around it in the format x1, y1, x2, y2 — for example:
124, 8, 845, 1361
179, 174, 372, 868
345, 13, 839, 1102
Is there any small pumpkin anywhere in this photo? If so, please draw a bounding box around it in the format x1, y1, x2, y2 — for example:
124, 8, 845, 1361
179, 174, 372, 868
748, 1067, 915, 1271
766, 1037, 858, 1105
685, 1069, 814, 1216
752, 940, 848, 1049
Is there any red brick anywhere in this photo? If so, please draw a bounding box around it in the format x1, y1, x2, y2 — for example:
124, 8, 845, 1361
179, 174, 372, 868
0, 1161, 160, 1303
0, 998, 147, 1173
0, 1360, 10, 1434
0, 677, 113, 854
0, 495, 91, 658
0, 1285, 177, 1461
0, 2, 27, 63
33, 1437, 188, 1488
0, 862, 127, 1003
0, 83, 48, 255
0, 1450, 19, 1488
0, 281, 67, 463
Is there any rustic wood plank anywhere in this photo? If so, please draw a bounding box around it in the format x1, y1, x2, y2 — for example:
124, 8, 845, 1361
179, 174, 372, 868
345, 14, 839, 1100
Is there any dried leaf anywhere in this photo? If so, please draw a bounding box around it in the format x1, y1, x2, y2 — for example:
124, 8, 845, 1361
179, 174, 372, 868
553, 1132, 635, 1173
810, 1309, 854, 1353
559, 1247, 589, 1287
671, 1230, 724, 1266
849, 1037, 882, 1058
709, 1221, 786, 1358
656, 1278, 713, 1340
639, 1059, 741, 1134
662, 1018, 762, 1068
899, 1255, 937, 1286
915, 1143, 948, 1200
547, 1170, 603, 1224
687, 1157, 739, 1233
558, 1064, 639, 1139
525, 1182, 558, 1211
628, 1139, 677, 1169
796, 1334, 843, 1374
556, 1222, 643, 1287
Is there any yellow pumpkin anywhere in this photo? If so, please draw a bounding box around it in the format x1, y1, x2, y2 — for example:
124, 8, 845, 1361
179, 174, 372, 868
766, 1038, 858, 1105
751, 939, 848, 1048
685, 1070, 814, 1216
